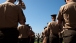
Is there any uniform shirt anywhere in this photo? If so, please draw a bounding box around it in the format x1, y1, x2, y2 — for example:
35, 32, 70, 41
57, 2, 76, 29
0, 1, 25, 28
43, 28, 49, 43
30, 30, 34, 35
43, 28, 48, 37
30, 30, 35, 37
17, 25, 30, 38
47, 21, 61, 35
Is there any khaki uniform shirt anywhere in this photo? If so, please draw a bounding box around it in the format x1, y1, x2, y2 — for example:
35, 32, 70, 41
0, 2, 25, 28
18, 25, 30, 38
43, 28, 48, 37
42, 28, 48, 43
57, 2, 76, 29
30, 30, 35, 37
47, 21, 61, 35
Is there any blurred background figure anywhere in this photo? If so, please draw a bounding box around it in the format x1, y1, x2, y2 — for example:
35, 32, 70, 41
37, 33, 40, 43
30, 28, 35, 43
16, 0, 26, 10
18, 24, 30, 43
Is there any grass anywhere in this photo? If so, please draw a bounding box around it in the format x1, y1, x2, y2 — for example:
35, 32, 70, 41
34, 42, 42, 43
34, 39, 64, 43
34, 41, 63, 43
34, 40, 42, 43
34, 41, 64, 43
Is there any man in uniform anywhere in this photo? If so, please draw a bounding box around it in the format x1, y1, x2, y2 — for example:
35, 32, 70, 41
42, 26, 48, 43
28, 26, 32, 43
41, 32, 44, 42
47, 14, 61, 43
0, 0, 26, 43
18, 24, 30, 43
37, 33, 40, 43
57, 0, 76, 43
30, 29, 35, 43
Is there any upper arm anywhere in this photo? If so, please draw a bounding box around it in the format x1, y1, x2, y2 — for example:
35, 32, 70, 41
17, 6, 26, 22
47, 22, 51, 30
47, 22, 52, 34
57, 6, 65, 24
57, 6, 64, 21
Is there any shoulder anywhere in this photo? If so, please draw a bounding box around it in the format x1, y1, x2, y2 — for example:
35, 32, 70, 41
48, 22, 51, 25
59, 4, 66, 11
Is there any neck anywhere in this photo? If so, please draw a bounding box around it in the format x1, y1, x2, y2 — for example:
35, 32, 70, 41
66, 0, 75, 4
52, 19, 56, 21
52, 20, 56, 21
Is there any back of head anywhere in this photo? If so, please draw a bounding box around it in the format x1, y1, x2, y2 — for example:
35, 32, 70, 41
26, 24, 29, 26
64, 0, 76, 3
51, 14, 57, 18
44, 26, 47, 30
6, 0, 16, 3
26, 24, 30, 29
51, 14, 57, 21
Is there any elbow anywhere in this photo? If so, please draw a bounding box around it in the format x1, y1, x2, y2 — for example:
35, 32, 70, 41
19, 20, 26, 25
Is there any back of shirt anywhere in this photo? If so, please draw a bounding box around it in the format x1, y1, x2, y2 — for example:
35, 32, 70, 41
43, 28, 48, 37
47, 21, 61, 34
58, 2, 76, 28
18, 25, 30, 38
0, 2, 25, 28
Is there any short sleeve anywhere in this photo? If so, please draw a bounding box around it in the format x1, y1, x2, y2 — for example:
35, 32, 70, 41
47, 22, 51, 29
17, 6, 26, 22
57, 5, 64, 21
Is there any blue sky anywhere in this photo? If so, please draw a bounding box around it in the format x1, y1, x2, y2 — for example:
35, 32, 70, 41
0, 0, 65, 33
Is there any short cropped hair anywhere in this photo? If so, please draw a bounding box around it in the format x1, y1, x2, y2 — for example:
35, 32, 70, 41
64, 0, 76, 2
64, 0, 66, 2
